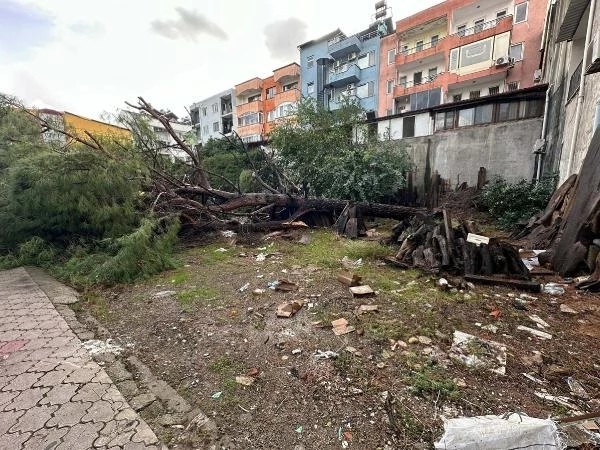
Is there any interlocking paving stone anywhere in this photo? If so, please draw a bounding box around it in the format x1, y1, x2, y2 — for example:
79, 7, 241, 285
0, 268, 162, 449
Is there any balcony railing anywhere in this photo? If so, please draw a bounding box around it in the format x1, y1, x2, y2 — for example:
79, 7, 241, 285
453, 15, 512, 38
221, 105, 233, 115
328, 64, 361, 87
398, 73, 442, 90
400, 38, 442, 57
328, 35, 362, 59
568, 59, 583, 100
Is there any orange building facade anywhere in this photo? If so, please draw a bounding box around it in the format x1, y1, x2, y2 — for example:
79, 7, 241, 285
234, 63, 300, 144
379, 0, 546, 117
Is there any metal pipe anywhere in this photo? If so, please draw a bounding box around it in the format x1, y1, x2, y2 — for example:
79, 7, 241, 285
536, 85, 553, 182
566, 0, 598, 177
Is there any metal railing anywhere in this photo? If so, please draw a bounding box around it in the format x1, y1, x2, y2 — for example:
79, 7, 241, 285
397, 72, 443, 89
568, 59, 583, 100
400, 38, 442, 57
453, 15, 512, 38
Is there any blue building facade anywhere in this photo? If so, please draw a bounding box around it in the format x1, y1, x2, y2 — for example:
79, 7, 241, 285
299, 20, 392, 118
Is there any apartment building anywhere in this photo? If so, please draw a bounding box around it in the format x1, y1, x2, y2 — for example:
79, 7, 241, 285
234, 63, 301, 144
379, 0, 546, 116
189, 89, 236, 145
299, 3, 393, 117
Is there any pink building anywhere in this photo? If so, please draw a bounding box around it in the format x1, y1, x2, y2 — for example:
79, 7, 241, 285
379, 0, 547, 117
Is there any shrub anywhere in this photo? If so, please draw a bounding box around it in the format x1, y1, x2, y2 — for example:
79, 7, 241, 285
480, 175, 557, 229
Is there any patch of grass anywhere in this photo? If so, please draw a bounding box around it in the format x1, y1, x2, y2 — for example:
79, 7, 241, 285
168, 270, 190, 285
333, 352, 354, 375
176, 287, 221, 311
185, 243, 235, 266
208, 356, 244, 376
82, 293, 110, 321
364, 319, 405, 344
408, 367, 459, 402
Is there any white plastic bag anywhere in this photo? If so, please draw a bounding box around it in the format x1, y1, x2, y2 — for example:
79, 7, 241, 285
434, 413, 565, 450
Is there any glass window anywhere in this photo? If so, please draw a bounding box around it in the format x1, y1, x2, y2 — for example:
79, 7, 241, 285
368, 51, 375, 66
307, 82, 314, 94
431, 35, 439, 46
497, 9, 507, 18
435, 112, 446, 131
212, 103, 218, 113
213, 122, 219, 132
515, 2, 528, 23
428, 67, 438, 79
388, 48, 396, 65
474, 104, 493, 124
266, 87, 276, 99
460, 38, 493, 68
453, 94, 462, 102
489, 86, 500, 95
510, 43, 524, 61
416, 41, 424, 52
403, 116, 415, 137
307, 55, 314, 69
445, 110, 455, 129
387, 79, 394, 94
498, 102, 520, 121
469, 90, 481, 99
458, 108, 474, 127
399, 75, 407, 86
202, 107, 207, 116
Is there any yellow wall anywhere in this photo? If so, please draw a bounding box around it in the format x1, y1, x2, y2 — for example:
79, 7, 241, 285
64, 112, 131, 142
399, 23, 448, 52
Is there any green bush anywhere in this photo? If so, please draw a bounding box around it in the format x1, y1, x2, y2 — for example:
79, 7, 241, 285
480, 175, 557, 229
0, 237, 57, 269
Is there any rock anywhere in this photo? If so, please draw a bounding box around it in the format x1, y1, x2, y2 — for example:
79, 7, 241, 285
454, 378, 467, 388
418, 336, 432, 345
408, 337, 419, 344
466, 282, 476, 291
116, 380, 139, 398
157, 413, 186, 426
438, 278, 449, 291
481, 324, 498, 334
152, 291, 177, 299
560, 304, 578, 314
105, 361, 132, 382
545, 364, 571, 378
235, 376, 255, 386
129, 393, 157, 411
521, 351, 543, 367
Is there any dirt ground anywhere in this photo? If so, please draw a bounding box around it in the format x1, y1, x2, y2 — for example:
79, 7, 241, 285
76, 227, 600, 449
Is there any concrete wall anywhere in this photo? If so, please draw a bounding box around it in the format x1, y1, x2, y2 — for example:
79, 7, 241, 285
398, 117, 542, 199
379, 34, 398, 117
190, 88, 236, 145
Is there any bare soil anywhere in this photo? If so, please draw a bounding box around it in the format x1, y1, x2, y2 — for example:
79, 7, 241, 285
77, 228, 600, 449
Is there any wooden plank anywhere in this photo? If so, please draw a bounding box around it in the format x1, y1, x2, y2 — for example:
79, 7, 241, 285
467, 233, 491, 246
464, 274, 541, 292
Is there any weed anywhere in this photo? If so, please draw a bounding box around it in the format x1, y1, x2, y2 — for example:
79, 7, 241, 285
208, 356, 244, 376
176, 287, 220, 311
82, 293, 110, 321
168, 270, 190, 285
333, 352, 353, 375
364, 319, 405, 344
408, 367, 459, 402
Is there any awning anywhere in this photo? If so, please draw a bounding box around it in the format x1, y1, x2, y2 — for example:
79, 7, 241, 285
556, 0, 590, 42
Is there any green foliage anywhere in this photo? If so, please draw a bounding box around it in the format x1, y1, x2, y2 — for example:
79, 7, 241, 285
409, 367, 459, 401
0, 237, 57, 269
269, 97, 412, 202
480, 175, 557, 229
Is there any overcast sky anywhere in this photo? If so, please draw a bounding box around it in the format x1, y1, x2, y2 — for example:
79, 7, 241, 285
0, 0, 443, 119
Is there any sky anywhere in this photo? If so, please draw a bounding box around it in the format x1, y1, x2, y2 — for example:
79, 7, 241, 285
0, 0, 444, 119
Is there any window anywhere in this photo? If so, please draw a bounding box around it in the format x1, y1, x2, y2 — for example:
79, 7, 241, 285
428, 67, 438, 79
416, 40, 424, 52
469, 90, 480, 99
357, 54, 369, 69
283, 82, 298, 91
212, 103, 218, 113
238, 112, 262, 127
356, 81, 374, 98
307, 55, 314, 69
399, 75, 407, 86
248, 93, 261, 102
489, 86, 500, 95
474, 19, 485, 33
445, 110, 455, 129
203, 125, 209, 135
507, 81, 520, 91
449, 48, 459, 71
401, 45, 409, 54
457, 24, 466, 36
386, 109, 393, 116
202, 107, 207, 116
387, 79, 394, 94
307, 82, 314, 95
498, 102, 520, 121
266, 87, 276, 99
388, 48, 396, 65
497, 9, 507, 18
403, 116, 416, 138
460, 38, 493, 68
414, 71, 422, 85
510, 43, 524, 61
213, 122, 219, 132
515, 2, 528, 23
431, 35, 439, 46
453, 94, 462, 102
458, 108, 474, 127
474, 104, 493, 124
267, 102, 297, 121
368, 51, 375, 66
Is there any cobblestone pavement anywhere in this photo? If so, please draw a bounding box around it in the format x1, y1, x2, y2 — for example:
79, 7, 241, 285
0, 268, 164, 449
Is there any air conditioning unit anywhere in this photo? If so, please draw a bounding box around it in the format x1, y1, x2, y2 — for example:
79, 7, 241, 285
533, 69, 543, 82
495, 56, 512, 67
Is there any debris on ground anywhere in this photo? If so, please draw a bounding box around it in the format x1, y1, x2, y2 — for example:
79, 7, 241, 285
215, 247, 228, 253
480, 324, 498, 334
438, 278, 450, 291
274, 279, 298, 292
211, 391, 222, 399
235, 376, 255, 386
349, 285, 375, 298
220, 230, 237, 238
542, 283, 566, 295
337, 272, 362, 287
567, 377, 590, 399
355, 304, 378, 315
238, 283, 250, 293
298, 234, 311, 245
517, 325, 553, 340
151, 290, 177, 299
560, 304, 578, 314
522, 373, 546, 385
252, 288, 266, 296
256, 253, 267, 262
466, 233, 492, 246
434, 414, 565, 450
313, 350, 339, 359
341, 256, 363, 269
449, 331, 507, 375
534, 391, 579, 411
82, 339, 124, 356
331, 318, 356, 335
529, 314, 550, 329
276, 300, 304, 318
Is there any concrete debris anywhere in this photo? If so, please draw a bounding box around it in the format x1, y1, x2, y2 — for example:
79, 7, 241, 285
438, 278, 450, 291
331, 318, 356, 335
337, 272, 362, 287
291, 348, 302, 355
534, 391, 579, 411
275, 279, 298, 292
529, 314, 550, 329
434, 414, 565, 450
517, 325, 553, 340
151, 290, 177, 299
560, 304, 578, 314
235, 376, 255, 386
276, 300, 304, 318
341, 257, 363, 269
567, 377, 590, 399
481, 324, 499, 334
355, 304, 379, 315
522, 372, 547, 385
82, 339, 124, 356
313, 350, 339, 359
349, 285, 375, 298
220, 230, 237, 238
256, 253, 267, 262
449, 331, 507, 375
466, 233, 491, 246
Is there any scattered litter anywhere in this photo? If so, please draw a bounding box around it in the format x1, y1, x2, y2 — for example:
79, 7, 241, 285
481, 324, 498, 334
247, 367, 259, 377
391, 340, 407, 351
220, 230, 237, 238
560, 304, 578, 314
341, 257, 363, 269
276, 300, 304, 318
275, 279, 298, 292
449, 331, 507, 375
313, 350, 339, 359
489, 308, 501, 319
331, 318, 356, 336
349, 285, 375, 298
348, 388, 363, 396
376, 362, 386, 369
151, 290, 176, 299
211, 392, 222, 399
438, 278, 449, 291
252, 288, 266, 296
215, 247, 228, 253
239, 283, 250, 293
295, 426, 303, 433
298, 234, 311, 245
529, 315, 550, 329
535, 391, 579, 411
345, 346, 362, 356
522, 372, 547, 384
256, 253, 267, 262
82, 339, 124, 356
291, 348, 302, 355
337, 272, 362, 287
543, 283, 566, 295
235, 376, 255, 386
355, 304, 379, 315
434, 414, 565, 450
517, 325, 553, 340
520, 293, 538, 301
567, 377, 590, 399
466, 233, 491, 246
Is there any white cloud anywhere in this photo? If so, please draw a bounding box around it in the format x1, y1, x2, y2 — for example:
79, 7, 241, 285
151, 7, 228, 41
263, 18, 307, 61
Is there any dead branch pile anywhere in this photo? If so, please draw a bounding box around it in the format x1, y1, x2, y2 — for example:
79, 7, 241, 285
387, 210, 530, 280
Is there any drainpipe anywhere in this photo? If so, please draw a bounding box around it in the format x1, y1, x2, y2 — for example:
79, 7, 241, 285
595, 97, 600, 132
566, 0, 598, 177
535, 85, 553, 182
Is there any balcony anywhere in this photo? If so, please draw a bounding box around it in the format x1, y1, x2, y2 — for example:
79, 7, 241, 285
235, 78, 263, 97
274, 63, 300, 84
395, 38, 447, 66
394, 72, 449, 98
447, 16, 513, 48
328, 64, 361, 87
272, 88, 301, 105
236, 100, 263, 116
328, 35, 362, 59
329, 94, 361, 110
